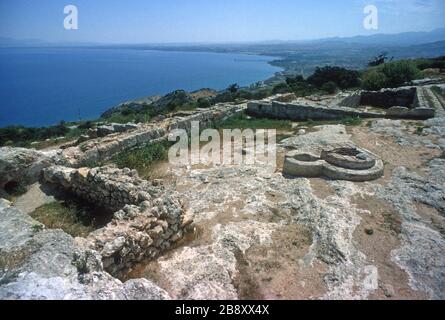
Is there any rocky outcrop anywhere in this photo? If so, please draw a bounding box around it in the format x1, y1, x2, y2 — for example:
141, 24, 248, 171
0, 147, 54, 190
101, 88, 218, 119
0, 201, 170, 300
374, 161, 445, 300
101, 96, 162, 118
151, 90, 194, 112
96, 123, 139, 137
43, 166, 193, 276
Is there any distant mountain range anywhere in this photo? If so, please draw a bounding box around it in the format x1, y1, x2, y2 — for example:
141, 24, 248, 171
2, 29, 445, 76
2, 28, 445, 48
322, 28, 445, 46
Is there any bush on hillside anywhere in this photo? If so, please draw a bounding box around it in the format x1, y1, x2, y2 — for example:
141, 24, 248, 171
197, 97, 211, 108
416, 56, 445, 70
380, 60, 420, 87
272, 83, 291, 94
320, 81, 338, 94
285, 75, 305, 86
361, 69, 388, 91
280, 75, 318, 97
307, 66, 360, 89
361, 60, 421, 90
0, 121, 70, 147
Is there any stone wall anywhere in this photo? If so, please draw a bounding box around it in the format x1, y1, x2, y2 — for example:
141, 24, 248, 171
61, 104, 244, 168
248, 87, 436, 121
338, 92, 361, 108
44, 166, 160, 211
247, 101, 382, 121
43, 166, 193, 276
360, 88, 416, 108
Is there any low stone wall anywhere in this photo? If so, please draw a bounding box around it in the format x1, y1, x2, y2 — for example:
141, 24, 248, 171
61, 104, 244, 168
44, 166, 160, 210
43, 166, 193, 276
415, 87, 443, 110
248, 86, 437, 121
360, 88, 416, 108
338, 92, 361, 108
247, 101, 382, 121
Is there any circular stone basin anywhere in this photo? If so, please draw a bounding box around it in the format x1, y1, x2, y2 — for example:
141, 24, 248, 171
321, 147, 376, 170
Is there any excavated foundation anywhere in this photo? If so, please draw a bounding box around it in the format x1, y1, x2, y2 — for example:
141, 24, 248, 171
248, 87, 438, 121
42, 165, 193, 277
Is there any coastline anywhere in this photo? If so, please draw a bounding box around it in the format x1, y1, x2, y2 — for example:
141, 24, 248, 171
0, 47, 284, 128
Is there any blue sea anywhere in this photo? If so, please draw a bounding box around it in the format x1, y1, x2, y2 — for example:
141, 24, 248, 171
0, 47, 281, 127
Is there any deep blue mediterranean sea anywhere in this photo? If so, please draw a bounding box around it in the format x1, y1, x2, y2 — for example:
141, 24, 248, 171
0, 47, 280, 127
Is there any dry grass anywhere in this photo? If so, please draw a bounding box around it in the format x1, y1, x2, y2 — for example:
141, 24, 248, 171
30, 201, 96, 237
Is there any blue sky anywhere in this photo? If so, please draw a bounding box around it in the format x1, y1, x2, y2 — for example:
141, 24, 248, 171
0, 0, 444, 43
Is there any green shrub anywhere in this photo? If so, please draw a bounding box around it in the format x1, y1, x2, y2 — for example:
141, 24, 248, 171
227, 83, 240, 94
341, 117, 363, 126
249, 88, 273, 100
380, 60, 420, 88
121, 108, 136, 116
320, 81, 338, 94
286, 75, 305, 86
237, 90, 255, 100
197, 97, 211, 108
272, 83, 291, 94
415, 56, 445, 70
361, 60, 421, 91
0, 121, 70, 147
361, 69, 388, 91
216, 112, 292, 131
78, 121, 94, 130
113, 140, 171, 178
280, 75, 318, 97
307, 66, 360, 89
212, 91, 237, 103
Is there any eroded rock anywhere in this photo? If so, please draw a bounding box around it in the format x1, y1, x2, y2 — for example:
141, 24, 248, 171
0, 201, 170, 300
0, 147, 53, 190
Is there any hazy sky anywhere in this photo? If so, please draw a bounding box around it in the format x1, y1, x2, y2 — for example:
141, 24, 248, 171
1, 0, 444, 43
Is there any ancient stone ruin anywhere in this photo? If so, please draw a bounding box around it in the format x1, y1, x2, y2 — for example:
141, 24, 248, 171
283, 142, 384, 182
248, 86, 441, 121
43, 166, 193, 277
1, 83, 444, 300
62, 103, 244, 168
340, 87, 440, 119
